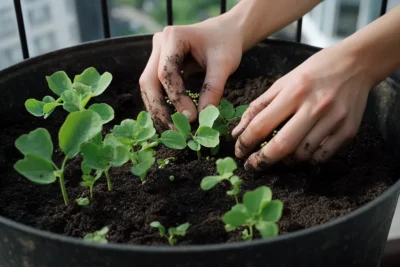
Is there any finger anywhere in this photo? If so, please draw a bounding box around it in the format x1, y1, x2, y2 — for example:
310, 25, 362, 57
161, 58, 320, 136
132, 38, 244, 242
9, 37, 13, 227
140, 33, 173, 130
158, 27, 197, 122
311, 120, 358, 163
198, 63, 232, 111
232, 80, 283, 138
234, 87, 296, 159
293, 105, 346, 162
244, 106, 320, 170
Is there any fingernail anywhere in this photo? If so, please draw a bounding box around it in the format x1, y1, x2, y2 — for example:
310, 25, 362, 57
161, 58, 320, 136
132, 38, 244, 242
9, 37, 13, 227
182, 110, 193, 120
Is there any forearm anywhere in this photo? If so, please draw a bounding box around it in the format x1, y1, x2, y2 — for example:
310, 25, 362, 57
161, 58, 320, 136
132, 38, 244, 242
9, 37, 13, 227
223, 0, 322, 51
340, 6, 400, 86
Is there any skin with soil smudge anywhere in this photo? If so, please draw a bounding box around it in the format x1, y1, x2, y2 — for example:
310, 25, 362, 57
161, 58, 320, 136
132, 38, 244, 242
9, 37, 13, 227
0, 74, 398, 245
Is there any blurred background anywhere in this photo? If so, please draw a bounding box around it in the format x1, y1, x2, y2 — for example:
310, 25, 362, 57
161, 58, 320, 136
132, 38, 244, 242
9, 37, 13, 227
0, 0, 399, 238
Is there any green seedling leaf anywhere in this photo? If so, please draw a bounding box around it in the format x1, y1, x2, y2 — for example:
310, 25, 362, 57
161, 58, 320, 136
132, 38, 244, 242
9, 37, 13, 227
195, 126, 219, 148
131, 149, 155, 181
103, 134, 122, 147
43, 102, 62, 114
255, 221, 278, 238
59, 110, 104, 158
88, 103, 114, 123
199, 105, 219, 127
110, 146, 130, 167
137, 127, 156, 143
73, 82, 92, 95
15, 128, 53, 160
227, 187, 239, 196
216, 157, 237, 176
80, 142, 109, 170
61, 90, 80, 112
76, 197, 90, 206
25, 99, 45, 117
211, 144, 220, 155
83, 226, 109, 244
261, 200, 283, 222
243, 186, 272, 214
160, 130, 186, 149
74, 67, 112, 96
172, 112, 191, 137
137, 111, 153, 128
46, 71, 72, 96
14, 154, 56, 184
212, 119, 229, 136
150, 221, 166, 236
91, 132, 103, 145
222, 204, 250, 228
169, 223, 190, 236
188, 140, 200, 151
200, 176, 222, 190
81, 161, 92, 175
112, 119, 140, 145
230, 175, 242, 186
43, 96, 56, 103
219, 99, 235, 119
235, 105, 248, 118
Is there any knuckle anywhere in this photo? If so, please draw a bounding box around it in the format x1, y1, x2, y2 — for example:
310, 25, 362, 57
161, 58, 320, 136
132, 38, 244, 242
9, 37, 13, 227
334, 104, 349, 122
310, 93, 335, 117
163, 25, 175, 35
153, 32, 163, 43
292, 74, 312, 99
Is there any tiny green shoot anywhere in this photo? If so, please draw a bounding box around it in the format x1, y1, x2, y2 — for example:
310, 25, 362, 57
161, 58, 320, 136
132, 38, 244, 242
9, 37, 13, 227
222, 186, 283, 241
83, 226, 109, 244
157, 157, 176, 169
200, 157, 242, 204
150, 221, 190, 245
76, 197, 90, 206
169, 175, 175, 182
213, 99, 248, 137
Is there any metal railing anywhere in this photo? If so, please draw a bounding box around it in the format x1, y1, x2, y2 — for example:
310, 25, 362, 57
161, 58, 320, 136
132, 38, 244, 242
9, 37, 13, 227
13, 0, 389, 60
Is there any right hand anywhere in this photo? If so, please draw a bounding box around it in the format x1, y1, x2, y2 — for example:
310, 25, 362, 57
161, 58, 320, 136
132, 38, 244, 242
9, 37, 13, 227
139, 16, 243, 129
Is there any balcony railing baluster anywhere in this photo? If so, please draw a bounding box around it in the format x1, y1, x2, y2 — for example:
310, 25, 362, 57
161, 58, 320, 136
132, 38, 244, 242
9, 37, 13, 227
13, 0, 29, 59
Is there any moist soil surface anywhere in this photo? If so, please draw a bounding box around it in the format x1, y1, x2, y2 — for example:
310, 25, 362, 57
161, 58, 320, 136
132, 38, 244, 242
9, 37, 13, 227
0, 74, 399, 246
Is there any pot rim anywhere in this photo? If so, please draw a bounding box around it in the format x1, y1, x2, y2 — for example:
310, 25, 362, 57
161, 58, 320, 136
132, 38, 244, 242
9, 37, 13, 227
0, 34, 399, 253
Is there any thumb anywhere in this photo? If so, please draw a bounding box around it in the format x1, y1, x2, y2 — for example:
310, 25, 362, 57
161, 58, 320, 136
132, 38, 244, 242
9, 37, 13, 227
198, 65, 231, 111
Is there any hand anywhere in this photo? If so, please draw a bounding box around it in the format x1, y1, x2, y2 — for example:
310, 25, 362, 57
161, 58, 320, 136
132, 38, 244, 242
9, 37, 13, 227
232, 43, 375, 170
139, 15, 243, 129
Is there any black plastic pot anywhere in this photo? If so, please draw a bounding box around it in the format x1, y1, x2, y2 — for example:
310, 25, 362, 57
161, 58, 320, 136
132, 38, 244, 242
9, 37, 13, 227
0, 35, 399, 267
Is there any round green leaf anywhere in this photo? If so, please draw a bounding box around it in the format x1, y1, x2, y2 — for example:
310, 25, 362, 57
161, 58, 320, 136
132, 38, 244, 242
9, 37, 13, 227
61, 90, 80, 112
172, 223, 190, 236
74, 67, 100, 88
188, 140, 200, 151
243, 186, 272, 214
255, 221, 278, 238
216, 157, 237, 176
110, 145, 129, 167
137, 127, 156, 142
195, 126, 220, 148
42, 96, 56, 103
14, 154, 56, 184
222, 204, 250, 227
80, 142, 108, 170
200, 176, 221, 190
199, 105, 220, 127
218, 99, 235, 119
137, 111, 153, 128
150, 221, 166, 236
112, 119, 139, 144
172, 112, 191, 137
76, 197, 90, 206
25, 99, 44, 117
212, 119, 228, 136
235, 105, 248, 118
93, 72, 112, 96
88, 103, 114, 123
15, 128, 53, 160
43, 102, 62, 114
46, 71, 72, 96
261, 200, 283, 222
73, 82, 92, 95
161, 130, 187, 149
59, 110, 104, 158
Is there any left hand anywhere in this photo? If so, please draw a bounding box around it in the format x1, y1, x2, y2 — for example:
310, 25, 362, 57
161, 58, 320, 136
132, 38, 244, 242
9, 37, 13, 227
232, 43, 375, 170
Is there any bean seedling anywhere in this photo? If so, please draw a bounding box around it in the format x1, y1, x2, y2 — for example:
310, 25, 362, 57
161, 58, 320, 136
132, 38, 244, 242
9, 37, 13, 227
222, 186, 283, 241
200, 157, 242, 204
213, 99, 248, 137
76, 197, 90, 206
164, 105, 220, 159
83, 226, 109, 244
157, 157, 176, 169
150, 221, 190, 245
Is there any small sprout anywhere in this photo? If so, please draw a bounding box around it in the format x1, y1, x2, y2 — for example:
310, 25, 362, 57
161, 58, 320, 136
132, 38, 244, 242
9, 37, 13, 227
200, 157, 242, 203
83, 226, 109, 244
213, 99, 248, 137
162, 105, 220, 159
150, 221, 190, 245
169, 175, 175, 182
157, 157, 176, 169
76, 197, 90, 206
222, 186, 283, 241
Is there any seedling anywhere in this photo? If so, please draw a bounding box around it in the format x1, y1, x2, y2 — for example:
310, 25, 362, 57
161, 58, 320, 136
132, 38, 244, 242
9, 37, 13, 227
222, 186, 283, 241
213, 99, 248, 137
25, 67, 113, 119
169, 175, 175, 182
163, 105, 220, 159
76, 197, 90, 206
150, 221, 190, 245
83, 226, 109, 244
200, 157, 242, 204
157, 157, 176, 169
14, 109, 105, 205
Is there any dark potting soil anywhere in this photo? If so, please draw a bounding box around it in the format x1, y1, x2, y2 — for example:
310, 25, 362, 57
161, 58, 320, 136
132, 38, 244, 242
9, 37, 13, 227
0, 74, 399, 246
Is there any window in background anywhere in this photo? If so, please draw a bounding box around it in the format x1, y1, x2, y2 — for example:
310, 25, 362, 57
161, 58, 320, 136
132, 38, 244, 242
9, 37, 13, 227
33, 31, 57, 54
0, 44, 23, 70
27, 3, 51, 26
0, 7, 17, 38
